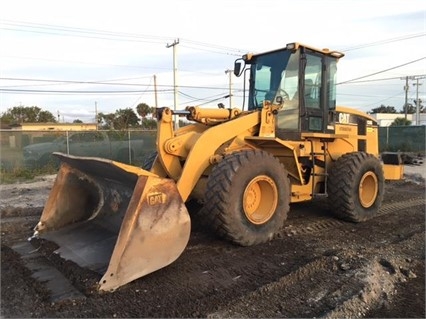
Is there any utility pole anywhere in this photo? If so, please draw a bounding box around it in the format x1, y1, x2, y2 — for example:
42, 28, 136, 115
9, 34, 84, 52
403, 76, 409, 120
413, 78, 423, 125
166, 39, 179, 129
153, 75, 158, 109
401, 76, 414, 120
225, 69, 233, 108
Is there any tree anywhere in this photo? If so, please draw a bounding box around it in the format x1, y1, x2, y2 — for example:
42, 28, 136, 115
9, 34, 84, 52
400, 103, 416, 114
97, 112, 115, 129
114, 108, 140, 129
413, 99, 425, 113
136, 103, 157, 129
142, 118, 157, 129
400, 99, 424, 115
0, 106, 57, 124
73, 119, 83, 123
390, 117, 412, 126
370, 105, 397, 114
136, 103, 154, 118
97, 108, 140, 130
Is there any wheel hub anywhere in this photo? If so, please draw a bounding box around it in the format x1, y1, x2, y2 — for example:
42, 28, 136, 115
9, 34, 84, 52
359, 171, 378, 208
243, 175, 278, 225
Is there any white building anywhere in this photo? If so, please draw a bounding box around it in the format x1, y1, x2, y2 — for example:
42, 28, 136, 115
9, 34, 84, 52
370, 113, 426, 126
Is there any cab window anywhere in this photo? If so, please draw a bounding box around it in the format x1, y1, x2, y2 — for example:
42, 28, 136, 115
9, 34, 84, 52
304, 54, 322, 109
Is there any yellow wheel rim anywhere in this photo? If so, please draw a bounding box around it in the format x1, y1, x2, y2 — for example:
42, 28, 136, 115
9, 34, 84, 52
359, 171, 378, 208
243, 175, 278, 225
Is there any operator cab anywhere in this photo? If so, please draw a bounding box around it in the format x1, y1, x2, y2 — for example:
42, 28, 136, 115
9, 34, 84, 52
234, 43, 344, 140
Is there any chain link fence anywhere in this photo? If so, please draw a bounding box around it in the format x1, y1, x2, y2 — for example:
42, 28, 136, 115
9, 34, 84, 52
1, 126, 424, 176
379, 126, 426, 153
0, 130, 157, 172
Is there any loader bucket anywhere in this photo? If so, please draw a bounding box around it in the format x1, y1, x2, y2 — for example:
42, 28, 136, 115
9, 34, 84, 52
33, 152, 191, 292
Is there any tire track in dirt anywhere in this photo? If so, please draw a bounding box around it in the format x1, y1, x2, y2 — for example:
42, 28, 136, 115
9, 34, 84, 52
207, 230, 424, 318
186, 197, 424, 256
377, 197, 425, 216
206, 255, 376, 318
275, 197, 424, 239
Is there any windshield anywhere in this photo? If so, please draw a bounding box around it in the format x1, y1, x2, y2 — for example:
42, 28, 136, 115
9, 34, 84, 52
248, 49, 299, 110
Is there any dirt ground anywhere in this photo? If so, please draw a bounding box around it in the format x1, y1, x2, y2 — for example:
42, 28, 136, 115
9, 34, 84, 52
0, 167, 425, 318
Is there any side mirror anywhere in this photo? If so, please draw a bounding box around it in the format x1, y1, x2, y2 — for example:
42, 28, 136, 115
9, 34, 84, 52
233, 58, 244, 77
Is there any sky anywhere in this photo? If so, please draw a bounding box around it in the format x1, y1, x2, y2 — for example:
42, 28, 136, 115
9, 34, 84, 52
0, 0, 425, 123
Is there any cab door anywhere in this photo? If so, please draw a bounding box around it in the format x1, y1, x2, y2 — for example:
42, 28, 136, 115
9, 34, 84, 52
301, 52, 338, 135
300, 53, 324, 133
275, 49, 338, 139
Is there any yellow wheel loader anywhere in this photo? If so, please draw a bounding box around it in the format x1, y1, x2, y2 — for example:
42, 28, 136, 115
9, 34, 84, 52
33, 42, 402, 292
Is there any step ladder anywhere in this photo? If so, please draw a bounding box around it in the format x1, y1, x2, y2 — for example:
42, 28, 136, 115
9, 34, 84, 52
309, 140, 329, 198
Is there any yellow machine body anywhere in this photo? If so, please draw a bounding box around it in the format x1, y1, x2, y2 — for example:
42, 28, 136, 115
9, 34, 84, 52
33, 42, 402, 292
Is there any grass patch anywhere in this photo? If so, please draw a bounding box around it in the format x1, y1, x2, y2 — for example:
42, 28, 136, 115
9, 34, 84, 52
0, 166, 57, 184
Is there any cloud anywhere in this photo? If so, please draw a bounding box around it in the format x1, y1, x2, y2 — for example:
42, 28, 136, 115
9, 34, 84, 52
1, 0, 425, 119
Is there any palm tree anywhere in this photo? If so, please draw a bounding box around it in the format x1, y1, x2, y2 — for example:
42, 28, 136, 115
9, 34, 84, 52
136, 103, 153, 118
391, 117, 411, 126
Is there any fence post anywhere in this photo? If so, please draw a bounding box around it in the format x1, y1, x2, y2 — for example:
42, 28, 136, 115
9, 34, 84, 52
128, 130, 131, 164
66, 131, 70, 154
386, 126, 389, 151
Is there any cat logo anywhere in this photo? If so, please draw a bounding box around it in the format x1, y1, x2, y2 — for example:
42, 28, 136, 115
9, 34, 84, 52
147, 192, 167, 205
338, 113, 350, 124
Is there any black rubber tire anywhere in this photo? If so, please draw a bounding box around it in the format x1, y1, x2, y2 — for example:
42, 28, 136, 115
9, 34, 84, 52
328, 152, 384, 222
203, 150, 290, 246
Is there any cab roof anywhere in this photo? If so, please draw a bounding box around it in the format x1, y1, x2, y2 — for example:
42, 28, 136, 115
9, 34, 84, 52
245, 42, 345, 61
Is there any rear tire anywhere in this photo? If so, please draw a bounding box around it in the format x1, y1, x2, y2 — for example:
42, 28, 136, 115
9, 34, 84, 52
328, 152, 384, 222
203, 150, 290, 246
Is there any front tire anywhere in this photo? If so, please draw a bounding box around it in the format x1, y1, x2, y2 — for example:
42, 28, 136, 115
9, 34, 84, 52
203, 150, 290, 246
328, 152, 384, 222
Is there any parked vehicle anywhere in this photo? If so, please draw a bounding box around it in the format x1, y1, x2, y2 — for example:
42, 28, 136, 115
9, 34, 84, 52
23, 131, 144, 168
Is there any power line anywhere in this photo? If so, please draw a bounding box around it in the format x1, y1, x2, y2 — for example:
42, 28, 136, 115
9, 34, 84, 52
1, 54, 172, 70
340, 74, 426, 84
0, 19, 245, 55
0, 77, 233, 91
0, 20, 174, 43
4, 70, 425, 91
0, 84, 233, 94
338, 57, 425, 84
339, 32, 426, 52
0, 77, 156, 87
178, 91, 228, 104
360, 92, 406, 108
0, 88, 174, 95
